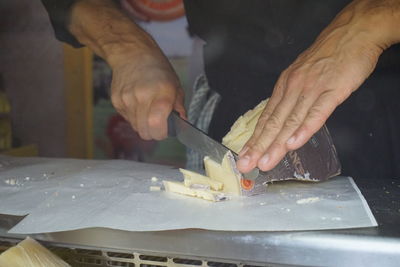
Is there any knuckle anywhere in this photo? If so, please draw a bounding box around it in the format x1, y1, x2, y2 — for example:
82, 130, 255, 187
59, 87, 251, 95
270, 141, 287, 152
266, 113, 282, 130
284, 113, 303, 128
111, 94, 123, 110
248, 143, 266, 154
134, 87, 154, 102
308, 107, 328, 123
286, 70, 302, 87
153, 98, 173, 110
121, 90, 134, 107
258, 111, 271, 123
333, 95, 345, 106
244, 135, 257, 148
248, 136, 271, 154
148, 113, 164, 129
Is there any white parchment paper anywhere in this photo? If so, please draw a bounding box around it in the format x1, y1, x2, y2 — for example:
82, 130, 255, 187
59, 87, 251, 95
0, 156, 377, 234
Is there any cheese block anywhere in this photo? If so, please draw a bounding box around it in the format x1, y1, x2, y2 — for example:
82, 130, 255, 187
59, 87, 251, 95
204, 151, 241, 195
179, 168, 223, 191
163, 180, 226, 202
222, 99, 268, 153
0, 237, 70, 267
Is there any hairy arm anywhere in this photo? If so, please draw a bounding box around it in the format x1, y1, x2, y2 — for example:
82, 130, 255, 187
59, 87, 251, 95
68, 0, 185, 140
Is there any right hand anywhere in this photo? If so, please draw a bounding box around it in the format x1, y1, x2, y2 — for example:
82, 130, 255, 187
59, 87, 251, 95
110, 52, 186, 140
67, 0, 186, 140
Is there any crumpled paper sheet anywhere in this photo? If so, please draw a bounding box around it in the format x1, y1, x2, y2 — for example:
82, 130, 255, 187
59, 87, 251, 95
0, 156, 377, 234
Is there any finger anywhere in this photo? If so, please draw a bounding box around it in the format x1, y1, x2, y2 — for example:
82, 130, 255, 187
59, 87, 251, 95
237, 79, 303, 173
122, 109, 138, 132
239, 71, 288, 157
122, 89, 152, 140
148, 96, 174, 140
256, 91, 319, 171
111, 89, 126, 118
135, 100, 152, 140
236, 72, 288, 173
173, 88, 187, 119
286, 90, 340, 150
111, 88, 139, 132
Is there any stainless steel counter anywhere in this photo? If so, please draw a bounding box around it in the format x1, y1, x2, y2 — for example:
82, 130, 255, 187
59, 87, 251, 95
1, 177, 399, 267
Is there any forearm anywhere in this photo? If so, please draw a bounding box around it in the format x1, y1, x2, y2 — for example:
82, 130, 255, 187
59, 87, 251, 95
322, 0, 400, 51
68, 0, 161, 68
356, 0, 400, 47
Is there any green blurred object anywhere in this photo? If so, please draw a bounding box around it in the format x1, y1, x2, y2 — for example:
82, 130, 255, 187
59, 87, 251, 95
149, 137, 186, 167
93, 99, 116, 159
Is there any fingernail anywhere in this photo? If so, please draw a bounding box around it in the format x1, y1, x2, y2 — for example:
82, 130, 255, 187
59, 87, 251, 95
287, 136, 296, 145
239, 146, 249, 157
237, 155, 251, 168
259, 154, 270, 167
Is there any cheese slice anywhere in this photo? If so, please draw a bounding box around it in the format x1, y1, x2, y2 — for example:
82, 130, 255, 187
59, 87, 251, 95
204, 151, 241, 195
0, 237, 70, 267
149, 186, 161, 191
180, 168, 223, 191
163, 180, 226, 202
222, 99, 268, 153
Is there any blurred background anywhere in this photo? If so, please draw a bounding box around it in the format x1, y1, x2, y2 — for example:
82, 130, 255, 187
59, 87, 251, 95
0, 0, 204, 167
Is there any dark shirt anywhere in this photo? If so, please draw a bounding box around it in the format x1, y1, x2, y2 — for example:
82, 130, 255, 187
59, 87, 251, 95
41, 0, 82, 47
42, 0, 400, 180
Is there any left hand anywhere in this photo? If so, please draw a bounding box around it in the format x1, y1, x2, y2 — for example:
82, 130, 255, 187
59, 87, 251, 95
236, 0, 398, 173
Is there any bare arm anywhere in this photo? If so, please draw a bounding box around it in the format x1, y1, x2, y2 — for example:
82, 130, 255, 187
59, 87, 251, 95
69, 0, 185, 140
237, 0, 400, 173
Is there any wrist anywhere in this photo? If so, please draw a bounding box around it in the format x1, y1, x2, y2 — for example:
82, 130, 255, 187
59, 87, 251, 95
352, 0, 400, 49
101, 34, 161, 69
69, 0, 162, 69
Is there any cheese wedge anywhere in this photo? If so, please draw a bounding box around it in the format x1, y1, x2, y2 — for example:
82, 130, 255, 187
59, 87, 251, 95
0, 237, 70, 267
180, 168, 223, 191
204, 151, 241, 195
222, 99, 268, 153
163, 180, 226, 202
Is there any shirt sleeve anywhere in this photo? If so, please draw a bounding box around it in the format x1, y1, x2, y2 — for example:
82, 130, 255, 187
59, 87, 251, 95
40, 0, 83, 48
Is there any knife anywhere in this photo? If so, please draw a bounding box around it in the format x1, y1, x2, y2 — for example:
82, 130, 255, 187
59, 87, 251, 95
168, 111, 259, 180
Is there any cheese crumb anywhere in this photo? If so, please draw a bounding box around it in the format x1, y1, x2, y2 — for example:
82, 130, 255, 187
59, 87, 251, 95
296, 197, 320, 204
149, 186, 161, 192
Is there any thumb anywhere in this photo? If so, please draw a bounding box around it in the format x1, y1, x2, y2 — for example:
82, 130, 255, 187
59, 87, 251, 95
174, 89, 187, 119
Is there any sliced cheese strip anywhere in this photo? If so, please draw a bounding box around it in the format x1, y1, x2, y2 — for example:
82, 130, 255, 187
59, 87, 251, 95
0, 237, 70, 267
204, 151, 241, 195
163, 180, 226, 202
222, 99, 268, 153
179, 168, 223, 191
149, 186, 161, 191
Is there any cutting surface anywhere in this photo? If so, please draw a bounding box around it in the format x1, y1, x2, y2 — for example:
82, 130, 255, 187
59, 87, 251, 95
0, 156, 376, 233
0, 157, 399, 266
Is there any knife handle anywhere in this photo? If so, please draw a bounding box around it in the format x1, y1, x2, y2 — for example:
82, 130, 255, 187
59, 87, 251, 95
167, 111, 178, 137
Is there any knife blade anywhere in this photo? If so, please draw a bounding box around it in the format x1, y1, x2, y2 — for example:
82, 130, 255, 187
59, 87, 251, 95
168, 111, 260, 180
168, 111, 233, 164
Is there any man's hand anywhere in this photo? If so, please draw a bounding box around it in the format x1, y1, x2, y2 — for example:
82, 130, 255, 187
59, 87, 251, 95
68, 0, 185, 140
110, 52, 185, 140
237, 0, 400, 173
